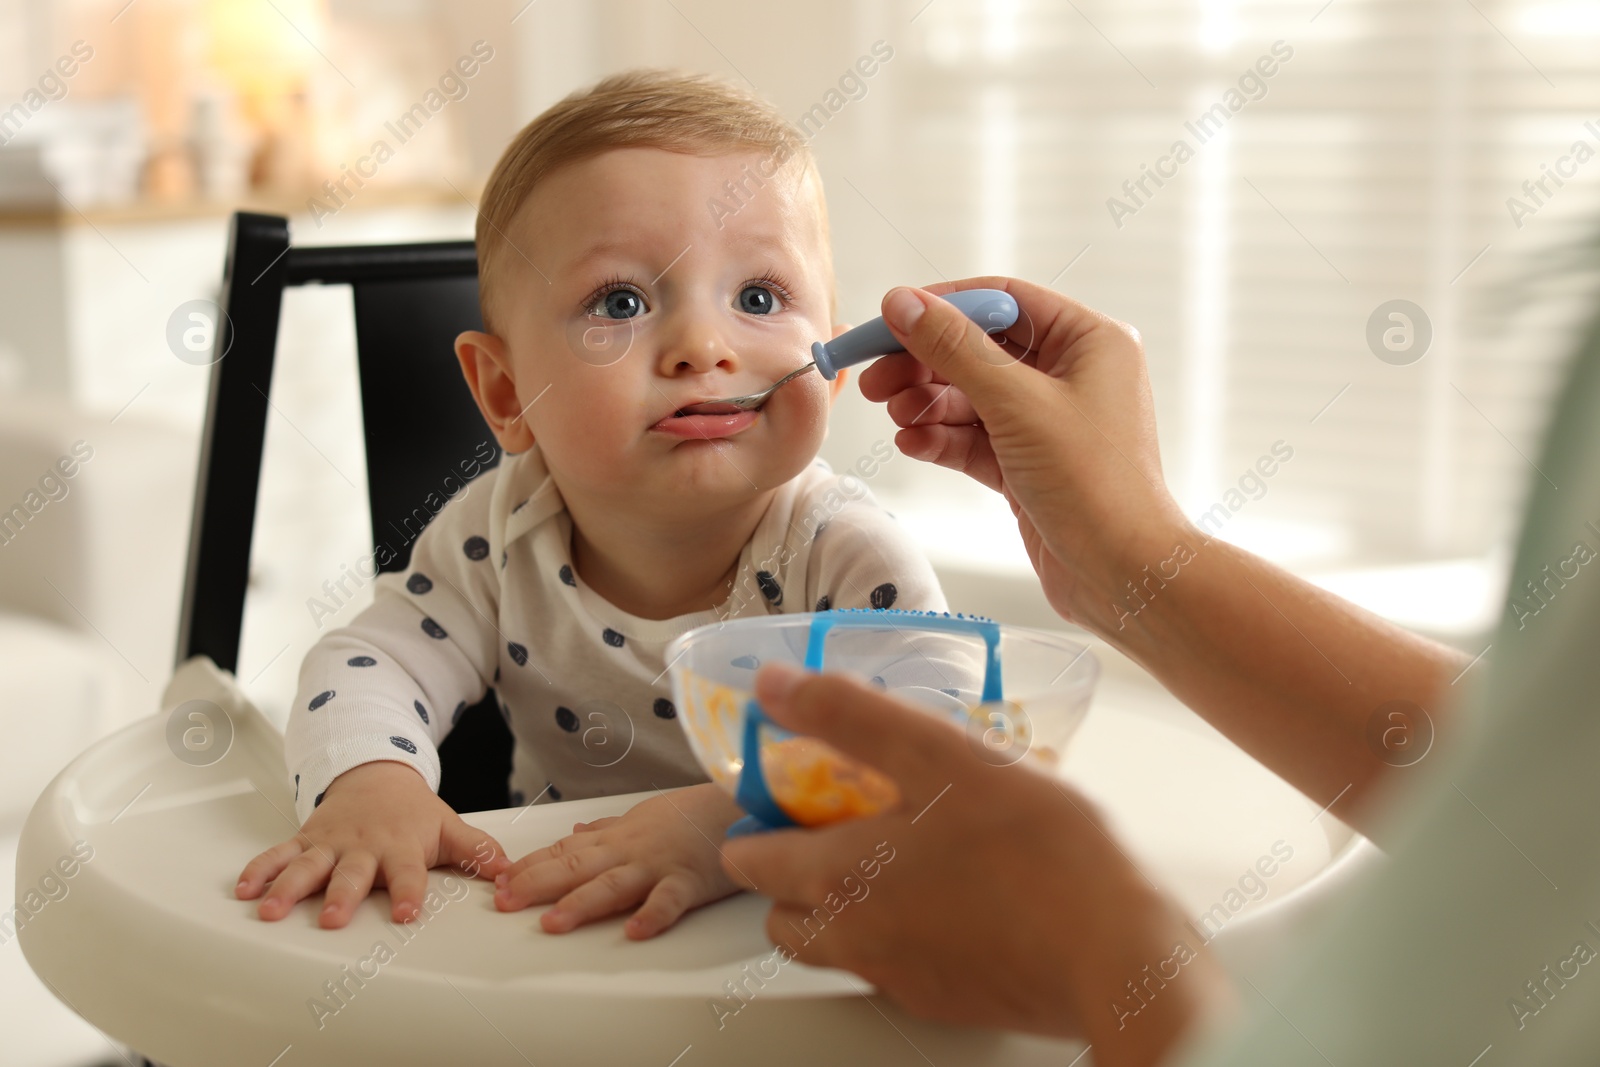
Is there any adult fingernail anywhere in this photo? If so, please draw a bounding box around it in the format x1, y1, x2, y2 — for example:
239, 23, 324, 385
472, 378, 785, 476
494, 872, 507, 887
755, 661, 805, 706
883, 287, 925, 332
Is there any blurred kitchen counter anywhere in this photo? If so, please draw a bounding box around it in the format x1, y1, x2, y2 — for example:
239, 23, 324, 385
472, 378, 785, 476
0, 181, 477, 228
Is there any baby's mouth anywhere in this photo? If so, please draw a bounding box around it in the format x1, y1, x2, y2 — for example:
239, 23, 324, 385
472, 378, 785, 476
673, 400, 746, 418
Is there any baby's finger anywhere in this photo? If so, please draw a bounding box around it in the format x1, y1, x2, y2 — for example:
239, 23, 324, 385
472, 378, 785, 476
500, 830, 604, 881
440, 819, 511, 881
235, 837, 307, 900
318, 850, 379, 929
623, 873, 701, 940
255, 849, 334, 921
496, 843, 621, 910
540, 865, 654, 934
382, 853, 432, 923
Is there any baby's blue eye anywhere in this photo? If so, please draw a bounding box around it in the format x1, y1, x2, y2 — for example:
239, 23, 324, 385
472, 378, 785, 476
593, 288, 644, 320
737, 285, 779, 315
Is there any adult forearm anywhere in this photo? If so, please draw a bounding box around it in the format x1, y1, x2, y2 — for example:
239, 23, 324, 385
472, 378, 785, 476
1084, 523, 1466, 835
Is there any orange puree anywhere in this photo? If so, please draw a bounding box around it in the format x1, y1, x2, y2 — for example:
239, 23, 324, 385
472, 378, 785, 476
761, 737, 900, 826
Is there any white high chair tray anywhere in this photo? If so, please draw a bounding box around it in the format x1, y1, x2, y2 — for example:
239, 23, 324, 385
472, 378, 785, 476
19, 657, 1360, 1066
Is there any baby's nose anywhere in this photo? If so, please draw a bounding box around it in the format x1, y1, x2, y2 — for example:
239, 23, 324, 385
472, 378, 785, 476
658, 316, 740, 376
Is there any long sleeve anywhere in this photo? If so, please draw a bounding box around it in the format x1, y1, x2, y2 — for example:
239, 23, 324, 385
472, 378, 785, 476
284, 469, 506, 825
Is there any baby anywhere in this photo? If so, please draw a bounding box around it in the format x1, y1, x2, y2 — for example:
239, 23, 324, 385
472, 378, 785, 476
235, 69, 947, 939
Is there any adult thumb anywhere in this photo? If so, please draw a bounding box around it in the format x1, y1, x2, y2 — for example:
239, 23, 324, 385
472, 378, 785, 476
880, 286, 1031, 419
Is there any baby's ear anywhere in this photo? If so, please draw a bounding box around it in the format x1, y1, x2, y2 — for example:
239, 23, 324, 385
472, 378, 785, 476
826, 324, 851, 404
454, 330, 536, 452
827, 368, 849, 403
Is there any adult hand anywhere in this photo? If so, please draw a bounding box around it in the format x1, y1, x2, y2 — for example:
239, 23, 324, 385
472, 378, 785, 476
859, 278, 1190, 631
862, 277, 1467, 837
721, 663, 1234, 1067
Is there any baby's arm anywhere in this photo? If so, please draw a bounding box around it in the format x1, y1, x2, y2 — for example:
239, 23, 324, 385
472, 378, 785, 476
238, 476, 513, 926
492, 782, 745, 939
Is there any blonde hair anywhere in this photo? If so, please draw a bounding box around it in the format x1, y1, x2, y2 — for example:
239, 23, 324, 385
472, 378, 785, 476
475, 68, 826, 332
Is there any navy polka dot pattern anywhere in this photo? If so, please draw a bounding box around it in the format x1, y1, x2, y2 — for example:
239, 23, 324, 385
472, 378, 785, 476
286, 457, 947, 833
314, 790, 326, 808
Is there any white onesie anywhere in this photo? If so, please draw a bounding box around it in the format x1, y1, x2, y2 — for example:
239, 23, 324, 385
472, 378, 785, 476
284, 443, 947, 825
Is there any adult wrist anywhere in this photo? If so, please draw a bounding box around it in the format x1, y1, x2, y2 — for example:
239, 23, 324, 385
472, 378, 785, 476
1065, 510, 1204, 643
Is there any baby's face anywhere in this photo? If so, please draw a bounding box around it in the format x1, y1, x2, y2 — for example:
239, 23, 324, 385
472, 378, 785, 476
466, 146, 842, 513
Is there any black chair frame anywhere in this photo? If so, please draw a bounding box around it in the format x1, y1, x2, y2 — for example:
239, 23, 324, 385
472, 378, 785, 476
174, 211, 513, 817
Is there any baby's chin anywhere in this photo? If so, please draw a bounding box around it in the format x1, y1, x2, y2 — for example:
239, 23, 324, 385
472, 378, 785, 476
652, 427, 820, 498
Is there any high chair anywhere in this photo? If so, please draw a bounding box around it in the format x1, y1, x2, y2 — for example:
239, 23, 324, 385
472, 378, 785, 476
16, 212, 1374, 1066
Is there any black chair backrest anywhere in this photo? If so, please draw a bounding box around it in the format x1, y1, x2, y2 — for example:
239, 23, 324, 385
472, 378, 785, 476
177, 211, 510, 811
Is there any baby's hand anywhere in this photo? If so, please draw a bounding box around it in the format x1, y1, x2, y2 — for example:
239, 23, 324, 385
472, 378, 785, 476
235, 760, 512, 927
494, 783, 744, 939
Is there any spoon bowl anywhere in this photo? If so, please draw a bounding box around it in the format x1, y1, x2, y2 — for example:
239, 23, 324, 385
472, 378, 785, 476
708, 363, 820, 412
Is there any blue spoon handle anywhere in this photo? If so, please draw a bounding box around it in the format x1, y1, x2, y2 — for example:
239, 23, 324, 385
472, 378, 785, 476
811, 288, 1019, 380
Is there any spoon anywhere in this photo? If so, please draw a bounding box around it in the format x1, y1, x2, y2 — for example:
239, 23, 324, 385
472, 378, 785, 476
689, 288, 1020, 412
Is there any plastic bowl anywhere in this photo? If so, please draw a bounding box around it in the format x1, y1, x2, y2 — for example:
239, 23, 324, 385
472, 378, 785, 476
663, 609, 1099, 832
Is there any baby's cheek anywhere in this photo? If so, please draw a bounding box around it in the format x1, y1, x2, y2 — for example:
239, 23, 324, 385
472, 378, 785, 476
784, 374, 834, 435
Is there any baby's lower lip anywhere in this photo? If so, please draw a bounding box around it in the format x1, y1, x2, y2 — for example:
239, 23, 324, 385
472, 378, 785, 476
651, 410, 759, 439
